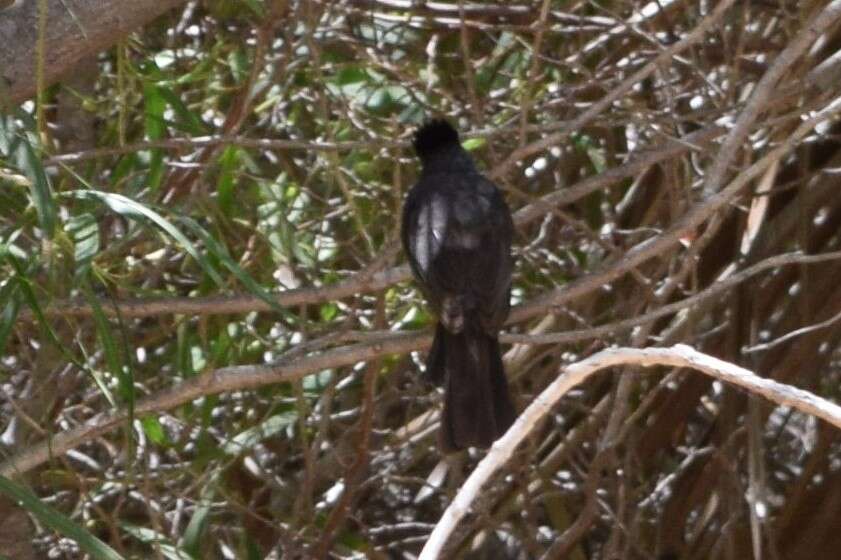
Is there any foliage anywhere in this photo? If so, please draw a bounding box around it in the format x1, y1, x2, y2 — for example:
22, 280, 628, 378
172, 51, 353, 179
2, 0, 841, 558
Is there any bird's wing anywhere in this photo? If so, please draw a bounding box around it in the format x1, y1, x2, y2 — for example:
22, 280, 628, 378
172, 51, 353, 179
401, 184, 449, 289
471, 178, 514, 331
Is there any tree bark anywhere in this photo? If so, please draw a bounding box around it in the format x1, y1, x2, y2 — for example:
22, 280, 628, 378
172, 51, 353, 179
0, 0, 186, 105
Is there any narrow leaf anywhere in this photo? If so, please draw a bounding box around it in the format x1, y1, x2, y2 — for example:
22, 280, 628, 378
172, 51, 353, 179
68, 190, 225, 286
0, 476, 125, 560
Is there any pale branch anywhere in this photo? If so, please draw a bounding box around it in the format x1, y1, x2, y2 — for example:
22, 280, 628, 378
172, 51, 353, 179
418, 344, 841, 560
33, 264, 411, 319
509, 123, 722, 225
43, 119, 616, 166
742, 306, 841, 353
0, 331, 431, 478
346, 0, 535, 21
45, 135, 408, 165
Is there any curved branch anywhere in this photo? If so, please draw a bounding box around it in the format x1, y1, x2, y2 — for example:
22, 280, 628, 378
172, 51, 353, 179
418, 344, 841, 559
505, 250, 841, 345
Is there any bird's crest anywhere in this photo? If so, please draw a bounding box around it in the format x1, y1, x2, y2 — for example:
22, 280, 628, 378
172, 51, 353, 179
413, 119, 460, 159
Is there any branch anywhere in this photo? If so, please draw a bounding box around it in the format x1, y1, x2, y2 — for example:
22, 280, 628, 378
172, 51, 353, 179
31, 263, 410, 319
45, 135, 407, 165
418, 344, 841, 559
0, 331, 430, 478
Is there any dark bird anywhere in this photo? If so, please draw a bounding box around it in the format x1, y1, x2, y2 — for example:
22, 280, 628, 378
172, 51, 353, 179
401, 119, 517, 452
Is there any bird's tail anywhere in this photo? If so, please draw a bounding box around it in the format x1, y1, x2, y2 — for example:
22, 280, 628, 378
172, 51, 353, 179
426, 322, 516, 452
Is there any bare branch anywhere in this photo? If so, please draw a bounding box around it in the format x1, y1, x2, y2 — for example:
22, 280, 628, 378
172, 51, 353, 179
0, 331, 429, 478
419, 344, 841, 559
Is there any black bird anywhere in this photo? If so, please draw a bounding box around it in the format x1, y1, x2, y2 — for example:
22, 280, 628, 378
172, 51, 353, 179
401, 119, 517, 452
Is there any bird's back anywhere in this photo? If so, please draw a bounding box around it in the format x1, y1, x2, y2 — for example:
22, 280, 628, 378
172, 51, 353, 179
403, 162, 513, 334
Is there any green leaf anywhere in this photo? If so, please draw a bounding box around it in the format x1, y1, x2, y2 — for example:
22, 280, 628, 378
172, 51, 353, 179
143, 83, 167, 190
181, 478, 216, 556
143, 83, 167, 140
10, 113, 56, 238
110, 154, 138, 187
336, 66, 368, 85
244, 537, 262, 560
122, 524, 194, 560
83, 280, 133, 409
216, 146, 240, 215
222, 412, 297, 455
366, 88, 393, 113
6, 255, 60, 345
141, 416, 169, 446
320, 302, 339, 322
572, 133, 607, 173
66, 213, 100, 277
228, 48, 250, 84
0, 476, 125, 560
176, 322, 194, 378
462, 137, 486, 151
241, 0, 264, 16
175, 47, 219, 86
178, 216, 292, 318
209, 322, 234, 365
2, 249, 116, 405
157, 87, 209, 135
302, 370, 333, 393
67, 190, 225, 287
0, 279, 20, 356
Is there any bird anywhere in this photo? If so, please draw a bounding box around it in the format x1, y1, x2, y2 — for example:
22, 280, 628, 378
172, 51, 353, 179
401, 119, 517, 452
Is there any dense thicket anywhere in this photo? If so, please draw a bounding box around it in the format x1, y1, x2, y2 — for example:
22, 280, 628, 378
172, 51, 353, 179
2, 1, 841, 558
